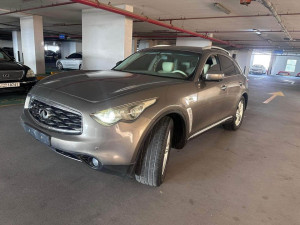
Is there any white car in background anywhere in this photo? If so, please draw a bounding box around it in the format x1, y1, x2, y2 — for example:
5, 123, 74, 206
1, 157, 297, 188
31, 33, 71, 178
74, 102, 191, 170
56, 52, 82, 70
250, 64, 267, 75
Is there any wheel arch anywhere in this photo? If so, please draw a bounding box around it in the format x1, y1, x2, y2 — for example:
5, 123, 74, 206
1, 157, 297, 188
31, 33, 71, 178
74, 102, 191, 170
242, 92, 248, 109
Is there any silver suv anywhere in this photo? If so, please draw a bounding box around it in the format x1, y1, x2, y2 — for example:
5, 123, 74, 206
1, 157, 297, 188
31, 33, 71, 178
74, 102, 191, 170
21, 46, 248, 186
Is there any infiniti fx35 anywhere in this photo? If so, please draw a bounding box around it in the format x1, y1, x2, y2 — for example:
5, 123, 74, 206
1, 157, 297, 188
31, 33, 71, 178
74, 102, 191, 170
21, 46, 248, 186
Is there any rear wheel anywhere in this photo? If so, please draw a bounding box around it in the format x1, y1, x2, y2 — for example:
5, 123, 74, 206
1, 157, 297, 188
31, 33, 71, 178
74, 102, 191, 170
135, 117, 174, 187
223, 96, 245, 130
57, 62, 63, 70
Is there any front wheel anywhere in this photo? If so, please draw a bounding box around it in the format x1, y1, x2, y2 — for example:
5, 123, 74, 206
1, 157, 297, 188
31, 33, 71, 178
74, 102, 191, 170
135, 117, 174, 187
223, 96, 245, 130
57, 62, 63, 70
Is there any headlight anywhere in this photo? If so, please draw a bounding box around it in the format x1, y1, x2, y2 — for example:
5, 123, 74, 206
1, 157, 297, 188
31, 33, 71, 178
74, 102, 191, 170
91, 98, 157, 126
26, 69, 35, 78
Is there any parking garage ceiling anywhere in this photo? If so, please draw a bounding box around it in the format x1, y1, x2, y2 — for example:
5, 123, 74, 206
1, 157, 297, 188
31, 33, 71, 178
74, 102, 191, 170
1, 0, 300, 49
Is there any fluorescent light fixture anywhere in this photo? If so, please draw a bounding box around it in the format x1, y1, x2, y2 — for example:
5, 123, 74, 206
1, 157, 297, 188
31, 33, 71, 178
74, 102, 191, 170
213, 3, 231, 14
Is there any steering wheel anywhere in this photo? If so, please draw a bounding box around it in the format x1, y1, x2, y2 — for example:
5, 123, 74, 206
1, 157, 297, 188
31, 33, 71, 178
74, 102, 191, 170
172, 70, 188, 77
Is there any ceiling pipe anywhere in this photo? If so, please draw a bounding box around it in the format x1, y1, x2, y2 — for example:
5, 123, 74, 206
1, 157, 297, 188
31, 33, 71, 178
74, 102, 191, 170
0, 2, 76, 16
134, 12, 300, 22
257, 0, 293, 41
70, 0, 240, 48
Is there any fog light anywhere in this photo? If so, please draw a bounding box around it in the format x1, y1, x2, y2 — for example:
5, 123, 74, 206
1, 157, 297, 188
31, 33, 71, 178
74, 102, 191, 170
92, 158, 99, 167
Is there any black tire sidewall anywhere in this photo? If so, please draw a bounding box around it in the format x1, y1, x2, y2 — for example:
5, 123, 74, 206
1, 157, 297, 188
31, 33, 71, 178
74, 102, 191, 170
158, 119, 174, 183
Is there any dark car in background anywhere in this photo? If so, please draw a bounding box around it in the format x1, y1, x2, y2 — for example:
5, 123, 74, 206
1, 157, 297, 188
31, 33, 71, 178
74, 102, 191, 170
2, 47, 15, 59
21, 46, 248, 186
45, 50, 59, 62
0, 48, 37, 92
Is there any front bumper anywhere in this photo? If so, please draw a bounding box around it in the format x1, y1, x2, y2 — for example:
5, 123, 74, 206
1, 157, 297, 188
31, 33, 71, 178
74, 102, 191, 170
20, 98, 152, 176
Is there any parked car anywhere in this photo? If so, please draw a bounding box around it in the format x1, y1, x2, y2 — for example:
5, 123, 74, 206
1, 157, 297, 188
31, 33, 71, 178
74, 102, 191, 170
2, 47, 14, 59
56, 52, 82, 70
0, 48, 37, 92
45, 50, 59, 62
250, 64, 267, 75
21, 46, 248, 186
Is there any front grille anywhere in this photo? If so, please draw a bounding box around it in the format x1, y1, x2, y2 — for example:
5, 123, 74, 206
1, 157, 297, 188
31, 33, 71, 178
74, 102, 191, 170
29, 99, 82, 134
0, 70, 24, 81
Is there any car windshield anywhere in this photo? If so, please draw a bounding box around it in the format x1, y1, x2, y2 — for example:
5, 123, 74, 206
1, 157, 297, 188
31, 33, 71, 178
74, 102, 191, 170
113, 50, 200, 79
0, 49, 12, 61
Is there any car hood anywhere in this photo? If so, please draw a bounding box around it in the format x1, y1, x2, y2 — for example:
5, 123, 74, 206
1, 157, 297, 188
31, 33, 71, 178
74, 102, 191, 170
36, 70, 183, 102
0, 60, 25, 70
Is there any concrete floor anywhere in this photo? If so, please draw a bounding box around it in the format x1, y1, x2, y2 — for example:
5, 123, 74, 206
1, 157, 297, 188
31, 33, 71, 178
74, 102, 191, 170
0, 75, 299, 225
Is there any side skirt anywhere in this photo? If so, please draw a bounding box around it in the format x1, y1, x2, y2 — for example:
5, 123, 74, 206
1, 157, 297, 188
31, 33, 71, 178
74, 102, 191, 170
188, 116, 233, 140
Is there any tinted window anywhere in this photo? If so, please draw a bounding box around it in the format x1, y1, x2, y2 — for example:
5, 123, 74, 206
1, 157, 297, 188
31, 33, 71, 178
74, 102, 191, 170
68, 53, 82, 59
0, 50, 11, 61
233, 62, 242, 74
219, 55, 236, 76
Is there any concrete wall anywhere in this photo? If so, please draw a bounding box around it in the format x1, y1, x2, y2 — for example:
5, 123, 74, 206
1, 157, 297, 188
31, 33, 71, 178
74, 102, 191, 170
60, 42, 77, 59
271, 55, 300, 76
230, 50, 252, 76
0, 40, 13, 48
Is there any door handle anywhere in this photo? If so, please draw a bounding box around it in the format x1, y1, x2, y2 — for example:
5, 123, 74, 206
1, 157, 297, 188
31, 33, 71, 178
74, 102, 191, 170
221, 85, 227, 91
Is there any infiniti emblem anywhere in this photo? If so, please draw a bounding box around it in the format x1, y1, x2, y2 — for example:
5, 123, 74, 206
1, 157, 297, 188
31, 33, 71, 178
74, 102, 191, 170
2, 74, 10, 78
38, 109, 51, 119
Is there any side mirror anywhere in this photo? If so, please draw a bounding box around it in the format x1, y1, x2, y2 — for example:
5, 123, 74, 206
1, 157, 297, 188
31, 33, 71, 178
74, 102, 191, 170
116, 61, 123, 66
205, 73, 224, 81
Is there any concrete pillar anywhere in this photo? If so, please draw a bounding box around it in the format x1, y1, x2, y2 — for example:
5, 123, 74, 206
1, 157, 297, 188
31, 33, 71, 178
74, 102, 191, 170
234, 50, 253, 76
176, 36, 213, 48
149, 40, 157, 48
268, 54, 276, 75
138, 40, 149, 50
82, 5, 133, 70
20, 15, 45, 74
132, 38, 138, 54
12, 31, 23, 62
61, 42, 77, 59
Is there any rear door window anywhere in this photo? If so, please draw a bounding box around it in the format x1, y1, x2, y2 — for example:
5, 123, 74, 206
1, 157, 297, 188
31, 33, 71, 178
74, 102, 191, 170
219, 55, 236, 76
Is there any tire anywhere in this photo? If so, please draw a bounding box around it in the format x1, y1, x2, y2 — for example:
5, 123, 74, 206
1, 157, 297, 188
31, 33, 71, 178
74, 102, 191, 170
135, 117, 174, 187
223, 96, 245, 131
57, 62, 63, 70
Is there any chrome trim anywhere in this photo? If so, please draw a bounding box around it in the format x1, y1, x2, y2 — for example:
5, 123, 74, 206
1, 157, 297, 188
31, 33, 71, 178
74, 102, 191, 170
52, 148, 82, 162
188, 116, 233, 140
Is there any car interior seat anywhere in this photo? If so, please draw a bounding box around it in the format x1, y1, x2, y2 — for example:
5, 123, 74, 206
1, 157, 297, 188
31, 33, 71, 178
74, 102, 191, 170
158, 62, 174, 73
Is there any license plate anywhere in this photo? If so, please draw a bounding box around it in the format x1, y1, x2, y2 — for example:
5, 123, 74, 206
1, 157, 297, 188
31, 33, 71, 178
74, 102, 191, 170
23, 124, 50, 146
0, 82, 20, 88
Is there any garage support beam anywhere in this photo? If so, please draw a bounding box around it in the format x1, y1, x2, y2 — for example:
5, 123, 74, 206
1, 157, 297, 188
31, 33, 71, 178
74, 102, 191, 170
82, 5, 133, 70
20, 15, 45, 74
61, 42, 81, 59
12, 31, 23, 63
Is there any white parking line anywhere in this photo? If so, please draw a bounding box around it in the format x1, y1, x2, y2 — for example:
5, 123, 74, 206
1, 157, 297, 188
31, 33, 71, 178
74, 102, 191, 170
283, 80, 295, 85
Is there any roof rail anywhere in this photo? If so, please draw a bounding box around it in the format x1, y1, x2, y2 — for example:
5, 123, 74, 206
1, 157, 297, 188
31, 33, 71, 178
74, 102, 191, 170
203, 46, 230, 55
